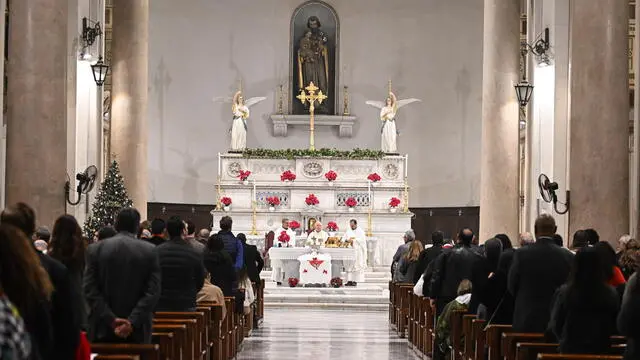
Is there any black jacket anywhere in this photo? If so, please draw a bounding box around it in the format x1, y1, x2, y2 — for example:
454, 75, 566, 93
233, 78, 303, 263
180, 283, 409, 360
203, 250, 237, 296
243, 242, 264, 284
618, 273, 640, 360
145, 235, 165, 246
549, 283, 619, 354
478, 249, 515, 325
508, 237, 573, 332
84, 232, 161, 344
156, 237, 205, 311
429, 245, 483, 301
414, 245, 443, 284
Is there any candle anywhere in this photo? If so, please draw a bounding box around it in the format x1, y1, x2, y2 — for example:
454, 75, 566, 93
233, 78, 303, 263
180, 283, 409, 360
368, 181, 371, 208
405, 154, 408, 179
218, 153, 221, 178
253, 181, 257, 201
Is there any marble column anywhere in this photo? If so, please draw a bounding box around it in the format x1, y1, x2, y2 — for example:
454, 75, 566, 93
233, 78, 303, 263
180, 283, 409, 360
5, 0, 68, 227
569, 0, 629, 243
635, 0, 640, 238
111, 0, 148, 218
479, 0, 521, 242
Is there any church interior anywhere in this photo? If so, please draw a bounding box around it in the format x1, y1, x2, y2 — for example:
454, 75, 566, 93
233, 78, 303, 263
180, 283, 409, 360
1, 0, 639, 359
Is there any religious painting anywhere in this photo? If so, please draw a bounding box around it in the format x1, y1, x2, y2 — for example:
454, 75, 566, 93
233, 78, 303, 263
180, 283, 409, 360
290, 1, 339, 115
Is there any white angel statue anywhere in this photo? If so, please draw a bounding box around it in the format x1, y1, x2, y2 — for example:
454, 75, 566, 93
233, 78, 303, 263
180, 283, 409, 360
365, 91, 421, 153
214, 90, 267, 152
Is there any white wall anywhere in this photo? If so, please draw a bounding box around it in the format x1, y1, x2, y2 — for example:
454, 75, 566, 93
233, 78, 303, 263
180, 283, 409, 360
148, 0, 484, 207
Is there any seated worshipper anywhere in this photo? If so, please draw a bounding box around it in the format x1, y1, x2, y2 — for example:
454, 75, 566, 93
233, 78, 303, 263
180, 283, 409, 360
156, 216, 205, 311
394, 240, 423, 283
146, 218, 166, 246
305, 221, 328, 247
342, 219, 367, 286
204, 234, 244, 313
391, 230, 415, 277
275, 218, 297, 248
197, 272, 227, 320
434, 279, 473, 360
548, 247, 619, 354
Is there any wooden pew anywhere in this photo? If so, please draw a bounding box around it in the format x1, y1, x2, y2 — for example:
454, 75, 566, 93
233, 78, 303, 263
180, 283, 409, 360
472, 319, 487, 360
94, 356, 140, 360
155, 311, 207, 359
537, 354, 623, 360
502, 332, 546, 360
449, 309, 466, 360
395, 284, 414, 337
153, 318, 198, 360
389, 281, 396, 327
485, 324, 513, 360
198, 301, 226, 360
461, 314, 476, 360
153, 323, 188, 360
516, 338, 626, 360
151, 332, 175, 360
424, 297, 435, 356
91, 344, 161, 360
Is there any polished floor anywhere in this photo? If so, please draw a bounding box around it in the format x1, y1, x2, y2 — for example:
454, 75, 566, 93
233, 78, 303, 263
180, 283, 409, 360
237, 309, 422, 360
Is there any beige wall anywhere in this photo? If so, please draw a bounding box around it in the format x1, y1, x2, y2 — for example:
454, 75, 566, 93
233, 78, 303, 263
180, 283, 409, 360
148, 0, 484, 206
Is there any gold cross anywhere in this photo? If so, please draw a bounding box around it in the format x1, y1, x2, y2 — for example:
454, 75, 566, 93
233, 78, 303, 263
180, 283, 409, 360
296, 82, 327, 150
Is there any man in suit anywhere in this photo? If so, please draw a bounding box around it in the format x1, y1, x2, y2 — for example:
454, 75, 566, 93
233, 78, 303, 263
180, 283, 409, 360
84, 208, 161, 344
217, 216, 244, 271
238, 233, 264, 284
415, 230, 445, 285
508, 214, 573, 332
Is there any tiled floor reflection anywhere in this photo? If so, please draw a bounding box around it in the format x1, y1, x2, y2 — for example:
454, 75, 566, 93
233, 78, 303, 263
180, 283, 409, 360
237, 309, 422, 360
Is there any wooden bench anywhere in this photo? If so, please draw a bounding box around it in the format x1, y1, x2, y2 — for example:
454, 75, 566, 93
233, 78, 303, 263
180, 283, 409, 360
155, 311, 207, 359
515, 337, 626, 360
153, 318, 198, 360
94, 356, 141, 360
198, 301, 225, 360
153, 323, 188, 360
537, 355, 623, 360
91, 344, 161, 360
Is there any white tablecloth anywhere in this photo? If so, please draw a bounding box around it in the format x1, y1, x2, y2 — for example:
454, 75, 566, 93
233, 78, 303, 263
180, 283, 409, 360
298, 253, 332, 284
269, 247, 356, 265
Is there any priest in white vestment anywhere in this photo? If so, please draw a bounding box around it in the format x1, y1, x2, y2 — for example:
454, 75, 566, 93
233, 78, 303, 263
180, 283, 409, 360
342, 219, 368, 286
274, 218, 297, 248
271, 218, 298, 285
305, 222, 328, 247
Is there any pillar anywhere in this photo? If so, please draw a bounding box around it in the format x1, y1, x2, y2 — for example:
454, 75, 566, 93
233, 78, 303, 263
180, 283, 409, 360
569, 0, 629, 243
635, 0, 640, 238
479, 0, 521, 242
111, 0, 148, 218
5, 0, 68, 227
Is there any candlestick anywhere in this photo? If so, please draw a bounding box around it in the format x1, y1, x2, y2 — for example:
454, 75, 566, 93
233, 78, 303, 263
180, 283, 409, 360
218, 153, 221, 178
405, 154, 408, 178
250, 180, 258, 235
216, 176, 222, 209
403, 177, 409, 213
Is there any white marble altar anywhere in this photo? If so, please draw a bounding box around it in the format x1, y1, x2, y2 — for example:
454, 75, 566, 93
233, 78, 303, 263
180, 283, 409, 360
212, 153, 412, 267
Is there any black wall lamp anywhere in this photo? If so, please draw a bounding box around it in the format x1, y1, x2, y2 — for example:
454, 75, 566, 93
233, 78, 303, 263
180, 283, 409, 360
82, 17, 102, 48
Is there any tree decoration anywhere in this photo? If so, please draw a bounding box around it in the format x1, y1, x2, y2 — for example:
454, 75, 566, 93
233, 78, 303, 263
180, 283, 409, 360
84, 160, 133, 237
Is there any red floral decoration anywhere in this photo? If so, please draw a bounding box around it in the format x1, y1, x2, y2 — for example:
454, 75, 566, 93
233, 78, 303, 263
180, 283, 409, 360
288, 277, 299, 287
330, 277, 343, 288
308, 257, 325, 269
220, 197, 232, 206
266, 196, 281, 206
280, 170, 297, 182
288, 220, 301, 230
389, 197, 401, 208
327, 221, 339, 232
323, 270, 328, 274
278, 231, 290, 244
303, 269, 308, 273
325, 170, 338, 181
305, 193, 320, 206
345, 197, 358, 208
367, 173, 382, 182
237, 170, 251, 181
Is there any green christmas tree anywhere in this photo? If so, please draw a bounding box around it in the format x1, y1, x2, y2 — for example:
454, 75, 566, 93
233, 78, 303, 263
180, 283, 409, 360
84, 160, 133, 237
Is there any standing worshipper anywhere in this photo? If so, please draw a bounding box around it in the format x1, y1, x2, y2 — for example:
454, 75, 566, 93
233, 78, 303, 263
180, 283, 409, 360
342, 219, 367, 286
185, 220, 205, 253
217, 216, 244, 271
391, 230, 415, 276
469, 238, 502, 314
239, 233, 264, 285
415, 231, 445, 286
146, 218, 166, 246
84, 208, 161, 344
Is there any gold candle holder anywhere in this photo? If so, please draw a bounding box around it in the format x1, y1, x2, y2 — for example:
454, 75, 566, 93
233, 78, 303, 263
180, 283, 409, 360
250, 200, 258, 235
366, 207, 373, 237
216, 176, 222, 209
403, 177, 409, 213
343, 85, 350, 115
277, 84, 284, 115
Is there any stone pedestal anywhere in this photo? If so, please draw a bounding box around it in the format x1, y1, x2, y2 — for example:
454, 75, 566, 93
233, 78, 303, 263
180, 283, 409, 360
5, 0, 68, 226
569, 0, 629, 242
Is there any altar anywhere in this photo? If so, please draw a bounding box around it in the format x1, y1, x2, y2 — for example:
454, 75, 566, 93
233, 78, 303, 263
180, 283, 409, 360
269, 247, 356, 285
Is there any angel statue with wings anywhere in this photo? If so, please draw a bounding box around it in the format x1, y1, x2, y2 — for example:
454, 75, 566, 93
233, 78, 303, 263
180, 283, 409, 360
366, 89, 421, 153
215, 90, 266, 152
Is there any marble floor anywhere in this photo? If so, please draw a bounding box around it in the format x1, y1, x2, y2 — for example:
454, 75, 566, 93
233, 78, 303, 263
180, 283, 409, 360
237, 309, 422, 360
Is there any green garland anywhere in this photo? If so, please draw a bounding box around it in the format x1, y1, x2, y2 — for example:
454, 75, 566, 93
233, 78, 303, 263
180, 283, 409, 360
241, 148, 386, 160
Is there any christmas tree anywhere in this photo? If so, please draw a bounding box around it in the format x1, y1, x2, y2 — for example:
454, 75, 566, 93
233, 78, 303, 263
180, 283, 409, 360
84, 160, 133, 237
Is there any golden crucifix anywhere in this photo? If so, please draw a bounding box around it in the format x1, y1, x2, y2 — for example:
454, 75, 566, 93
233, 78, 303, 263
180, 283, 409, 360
296, 82, 327, 151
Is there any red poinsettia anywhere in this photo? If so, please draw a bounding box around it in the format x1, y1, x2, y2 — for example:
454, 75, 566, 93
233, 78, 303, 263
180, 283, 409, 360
303, 269, 308, 273
288, 277, 299, 287
325, 170, 337, 181
345, 197, 357, 208
367, 173, 381, 182
280, 170, 297, 182
220, 197, 232, 206
266, 196, 281, 206
327, 221, 338, 232
389, 197, 401, 208
237, 170, 251, 181
278, 231, 290, 243
305, 193, 319, 206
289, 220, 301, 230
330, 277, 343, 288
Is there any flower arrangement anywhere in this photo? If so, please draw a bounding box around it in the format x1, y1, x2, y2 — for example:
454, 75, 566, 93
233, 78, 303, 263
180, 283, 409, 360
305, 193, 320, 206
220, 197, 232, 206
288, 277, 299, 287
327, 221, 339, 232
278, 231, 290, 245
242, 148, 386, 160
389, 197, 401, 208
345, 197, 358, 208
324, 170, 337, 181
330, 277, 343, 288
289, 220, 301, 230
266, 196, 281, 207
238, 170, 251, 181
367, 173, 382, 182
280, 170, 297, 182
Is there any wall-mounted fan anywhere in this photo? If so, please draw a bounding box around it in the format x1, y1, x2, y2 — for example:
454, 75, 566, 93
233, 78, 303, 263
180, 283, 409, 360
65, 165, 99, 206
537, 173, 569, 214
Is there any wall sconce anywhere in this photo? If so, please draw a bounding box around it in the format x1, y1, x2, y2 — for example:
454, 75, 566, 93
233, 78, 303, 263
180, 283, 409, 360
82, 17, 102, 48
514, 80, 534, 107
91, 56, 109, 87
522, 27, 552, 67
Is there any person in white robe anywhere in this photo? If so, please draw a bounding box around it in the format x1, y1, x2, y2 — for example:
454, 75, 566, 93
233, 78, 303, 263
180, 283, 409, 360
305, 222, 328, 247
271, 218, 298, 285
342, 219, 367, 286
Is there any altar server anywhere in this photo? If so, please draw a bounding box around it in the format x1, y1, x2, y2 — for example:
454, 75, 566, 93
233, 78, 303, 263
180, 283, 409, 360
305, 222, 328, 247
342, 219, 368, 286
274, 218, 297, 248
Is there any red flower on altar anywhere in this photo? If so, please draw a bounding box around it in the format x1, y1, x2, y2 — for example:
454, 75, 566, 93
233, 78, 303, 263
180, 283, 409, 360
389, 197, 401, 208
308, 257, 324, 269
278, 231, 290, 243
345, 197, 357, 208
288, 277, 299, 287
303, 269, 308, 273
289, 220, 301, 230
327, 221, 338, 232
266, 196, 281, 206
305, 194, 319, 206
367, 173, 381, 182
220, 197, 232, 206
237, 170, 251, 181
325, 170, 337, 181
330, 277, 343, 288
280, 170, 297, 182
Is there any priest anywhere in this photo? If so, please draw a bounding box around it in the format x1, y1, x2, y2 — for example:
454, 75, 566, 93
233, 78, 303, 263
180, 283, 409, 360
274, 218, 297, 248
342, 219, 367, 286
271, 218, 298, 285
305, 221, 328, 247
